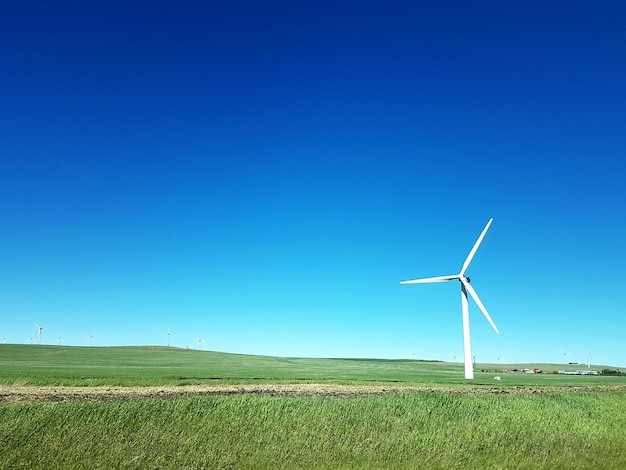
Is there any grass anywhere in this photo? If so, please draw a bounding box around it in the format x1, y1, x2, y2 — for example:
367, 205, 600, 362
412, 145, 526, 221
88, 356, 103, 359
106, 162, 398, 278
1, 344, 624, 387
2, 392, 626, 469
1, 344, 626, 468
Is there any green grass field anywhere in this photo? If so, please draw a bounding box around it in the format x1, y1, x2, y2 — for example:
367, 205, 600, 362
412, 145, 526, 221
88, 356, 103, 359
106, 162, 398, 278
3, 392, 626, 469
1, 345, 625, 469
1, 344, 623, 387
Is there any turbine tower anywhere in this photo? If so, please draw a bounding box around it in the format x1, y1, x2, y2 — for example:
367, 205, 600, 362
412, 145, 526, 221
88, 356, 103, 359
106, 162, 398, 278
34, 322, 48, 345
401, 218, 499, 380
58, 332, 64, 345
197, 335, 206, 349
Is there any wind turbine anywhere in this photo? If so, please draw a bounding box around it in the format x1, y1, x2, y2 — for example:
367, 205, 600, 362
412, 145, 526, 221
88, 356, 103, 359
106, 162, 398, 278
196, 335, 206, 349
28, 331, 35, 344
34, 322, 48, 345
2, 334, 7, 344
587, 351, 591, 369
57, 332, 64, 345
401, 218, 499, 380
561, 351, 573, 363
166, 328, 175, 347
86, 333, 94, 346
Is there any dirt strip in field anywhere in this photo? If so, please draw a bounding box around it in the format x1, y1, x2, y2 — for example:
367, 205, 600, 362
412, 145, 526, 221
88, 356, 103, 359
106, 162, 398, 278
1, 384, 625, 403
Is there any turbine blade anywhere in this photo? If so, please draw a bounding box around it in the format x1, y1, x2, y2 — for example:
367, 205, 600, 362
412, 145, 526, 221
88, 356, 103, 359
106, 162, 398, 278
461, 278, 499, 333
460, 218, 493, 276
400, 275, 458, 284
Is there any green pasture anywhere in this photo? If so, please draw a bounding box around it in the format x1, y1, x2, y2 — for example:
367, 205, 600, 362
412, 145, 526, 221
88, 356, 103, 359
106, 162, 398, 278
2, 345, 626, 469
2, 391, 626, 469
1, 344, 624, 387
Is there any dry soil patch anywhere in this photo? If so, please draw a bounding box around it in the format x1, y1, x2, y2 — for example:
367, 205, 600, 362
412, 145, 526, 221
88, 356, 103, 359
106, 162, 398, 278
1, 384, 625, 404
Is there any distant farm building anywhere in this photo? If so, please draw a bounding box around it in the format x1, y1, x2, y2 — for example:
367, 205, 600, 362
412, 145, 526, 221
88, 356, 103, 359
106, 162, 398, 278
557, 369, 599, 375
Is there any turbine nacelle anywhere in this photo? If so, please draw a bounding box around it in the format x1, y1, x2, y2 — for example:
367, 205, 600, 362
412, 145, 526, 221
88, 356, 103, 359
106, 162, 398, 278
401, 272, 498, 335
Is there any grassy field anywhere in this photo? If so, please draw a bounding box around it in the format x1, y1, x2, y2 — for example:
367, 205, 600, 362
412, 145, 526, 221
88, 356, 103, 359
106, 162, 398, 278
0, 344, 624, 387
2, 391, 626, 469
1, 345, 626, 469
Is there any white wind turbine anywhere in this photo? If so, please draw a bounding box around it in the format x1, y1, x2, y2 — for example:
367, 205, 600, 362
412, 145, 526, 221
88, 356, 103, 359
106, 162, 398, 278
86, 333, 94, 346
401, 218, 499, 380
561, 351, 573, 363
57, 332, 64, 345
197, 335, 206, 349
28, 331, 35, 344
166, 328, 175, 347
34, 322, 48, 345
2, 334, 8, 344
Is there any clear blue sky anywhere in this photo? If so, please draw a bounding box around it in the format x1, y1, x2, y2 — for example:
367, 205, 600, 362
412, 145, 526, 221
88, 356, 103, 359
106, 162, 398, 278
2, 1, 625, 367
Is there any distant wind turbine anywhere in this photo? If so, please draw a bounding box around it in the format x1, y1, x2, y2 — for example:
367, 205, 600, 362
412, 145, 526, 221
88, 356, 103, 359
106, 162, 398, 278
28, 331, 35, 344
401, 218, 499, 380
197, 335, 206, 349
86, 333, 94, 346
34, 322, 48, 345
561, 351, 573, 363
2, 334, 8, 344
57, 332, 64, 345
166, 328, 175, 347
587, 351, 591, 369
